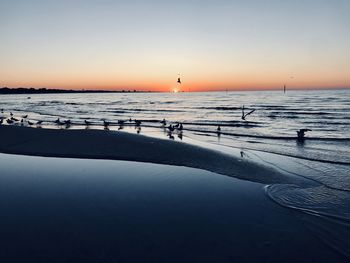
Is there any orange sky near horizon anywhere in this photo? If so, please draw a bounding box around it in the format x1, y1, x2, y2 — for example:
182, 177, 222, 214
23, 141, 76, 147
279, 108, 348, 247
1, 1, 350, 92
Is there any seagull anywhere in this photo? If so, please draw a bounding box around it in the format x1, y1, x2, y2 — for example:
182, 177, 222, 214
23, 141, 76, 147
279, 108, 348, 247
28, 121, 34, 125
0, 118, 3, 125
118, 120, 125, 125
160, 119, 166, 125
103, 120, 110, 127
167, 124, 174, 132
11, 117, 19, 122
64, 120, 71, 125
6, 119, 14, 124
217, 125, 221, 132
241, 105, 255, 121
10, 112, 13, 117
178, 123, 183, 131
135, 120, 142, 127
54, 118, 61, 124
22, 115, 28, 118
297, 129, 312, 141
36, 120, 43, 125
84, 120, 91, 126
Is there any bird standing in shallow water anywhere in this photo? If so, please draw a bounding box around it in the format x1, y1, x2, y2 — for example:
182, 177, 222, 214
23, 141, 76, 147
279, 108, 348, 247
297, 129, 312, 141
135, 120, 141, 127
103, 120, 110, 129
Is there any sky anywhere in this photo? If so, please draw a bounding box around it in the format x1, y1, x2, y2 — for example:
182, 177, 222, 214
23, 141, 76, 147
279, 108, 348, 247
0, 0, 350, 92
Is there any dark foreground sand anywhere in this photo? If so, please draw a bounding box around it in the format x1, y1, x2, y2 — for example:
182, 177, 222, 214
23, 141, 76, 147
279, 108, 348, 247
0, 153, 347, 263
0, 125, 302, 185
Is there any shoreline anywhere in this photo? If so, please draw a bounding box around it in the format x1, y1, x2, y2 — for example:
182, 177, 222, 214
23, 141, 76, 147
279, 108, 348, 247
0, 125, 302, 185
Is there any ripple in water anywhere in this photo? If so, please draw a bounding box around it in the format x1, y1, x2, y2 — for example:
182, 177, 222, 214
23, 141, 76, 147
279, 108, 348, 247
266, 184, 350, 258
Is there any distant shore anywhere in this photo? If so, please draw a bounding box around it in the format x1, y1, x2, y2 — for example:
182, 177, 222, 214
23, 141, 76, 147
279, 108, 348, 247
0, 87, 154, 95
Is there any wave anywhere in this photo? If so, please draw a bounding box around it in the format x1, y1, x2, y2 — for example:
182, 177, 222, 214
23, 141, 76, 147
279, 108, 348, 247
195, 106, 242, 110
266, 184, 350, 258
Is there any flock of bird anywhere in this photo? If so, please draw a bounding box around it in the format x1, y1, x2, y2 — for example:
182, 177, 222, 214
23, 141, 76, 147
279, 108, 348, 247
1, 107, 311, 140
0, 106, 258, 139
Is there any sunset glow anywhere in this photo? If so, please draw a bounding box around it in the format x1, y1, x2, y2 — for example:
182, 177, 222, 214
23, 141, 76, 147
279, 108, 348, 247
1, 1, 349, 91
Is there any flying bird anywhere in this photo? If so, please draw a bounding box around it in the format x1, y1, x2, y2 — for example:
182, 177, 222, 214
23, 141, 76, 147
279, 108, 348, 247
241, 106, 255, 121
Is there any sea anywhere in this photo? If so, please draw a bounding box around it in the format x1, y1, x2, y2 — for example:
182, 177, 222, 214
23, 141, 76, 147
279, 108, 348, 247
1, 89, 349, 164
1, 89, 350, 258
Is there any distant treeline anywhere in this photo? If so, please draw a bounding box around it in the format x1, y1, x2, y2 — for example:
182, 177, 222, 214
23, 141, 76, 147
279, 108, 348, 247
0, 87, 151, 94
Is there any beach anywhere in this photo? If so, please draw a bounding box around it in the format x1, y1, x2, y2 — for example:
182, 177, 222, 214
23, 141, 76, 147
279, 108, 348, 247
0, 124, 349, 262
0, 152, 347, 263
2, 0, 350, 261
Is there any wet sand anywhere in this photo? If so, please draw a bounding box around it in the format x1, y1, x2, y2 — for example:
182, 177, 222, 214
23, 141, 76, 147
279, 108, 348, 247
0, 153, 347, 263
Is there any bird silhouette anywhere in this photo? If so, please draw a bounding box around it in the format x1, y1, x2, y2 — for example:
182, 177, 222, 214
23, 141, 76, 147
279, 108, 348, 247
135, 120, 142, 127
241, 105, 255, 121
103, 120, 110, 127
297, 129, 312, 141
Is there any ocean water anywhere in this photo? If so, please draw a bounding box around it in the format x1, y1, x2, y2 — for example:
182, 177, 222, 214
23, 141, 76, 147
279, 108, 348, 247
1, 89, 349, 164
